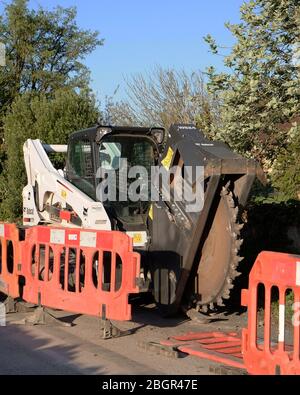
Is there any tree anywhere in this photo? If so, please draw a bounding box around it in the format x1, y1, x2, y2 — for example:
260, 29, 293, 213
0, 0, 102, 108
0, 0, 103, 220
271, 122, 300, 199
0, 89, 100, 221
106, 67, 221, 137
205, 0, 300, 168
0, 0, 102, 168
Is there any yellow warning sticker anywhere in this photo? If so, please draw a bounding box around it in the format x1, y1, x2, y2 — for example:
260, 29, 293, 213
161, 147, 174, 170
61, 190, 67, 200
133, 233, 142, 244
126, 231, 147, 247
149, 204, 153, 221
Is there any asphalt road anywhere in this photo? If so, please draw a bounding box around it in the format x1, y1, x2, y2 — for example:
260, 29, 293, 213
0, 303, 248, 375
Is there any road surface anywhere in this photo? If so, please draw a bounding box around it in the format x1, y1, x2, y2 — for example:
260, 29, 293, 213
0, 301, 247, 375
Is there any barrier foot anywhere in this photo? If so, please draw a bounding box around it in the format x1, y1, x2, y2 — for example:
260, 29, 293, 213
4, 297, 35, 314
20, 307, 72, 327
137, 340, 181, 358
100, 319, 130, 340
4, 296, 18, 313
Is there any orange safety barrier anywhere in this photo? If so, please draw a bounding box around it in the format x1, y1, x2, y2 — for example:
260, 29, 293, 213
0, 223, 20, 298
242, 251, 300, 375
20, 226, 140, 321
161, 331, 245, 370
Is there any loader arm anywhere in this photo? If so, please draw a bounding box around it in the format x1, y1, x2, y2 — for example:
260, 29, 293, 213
23, 139, 111, 230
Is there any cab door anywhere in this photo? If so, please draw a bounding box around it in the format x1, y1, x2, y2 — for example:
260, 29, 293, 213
66, 138, 96, 199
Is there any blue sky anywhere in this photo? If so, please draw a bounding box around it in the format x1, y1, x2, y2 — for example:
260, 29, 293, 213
3, 0, 245, 102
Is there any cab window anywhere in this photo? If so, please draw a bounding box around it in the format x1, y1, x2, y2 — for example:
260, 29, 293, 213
68, 139, 95, 198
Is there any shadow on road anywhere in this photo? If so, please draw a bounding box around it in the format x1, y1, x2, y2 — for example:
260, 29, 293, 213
0, 323, 105, 375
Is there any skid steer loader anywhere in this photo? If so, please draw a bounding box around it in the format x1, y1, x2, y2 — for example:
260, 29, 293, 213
22, 123, 264, 315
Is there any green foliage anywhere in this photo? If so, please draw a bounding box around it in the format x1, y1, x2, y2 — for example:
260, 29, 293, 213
272, 291, 295, 323
0, 0, 102, 139
271, 124, 300, 199
0, 0, 102, 221
0, 89, 99, 221
205, 0, 300, 168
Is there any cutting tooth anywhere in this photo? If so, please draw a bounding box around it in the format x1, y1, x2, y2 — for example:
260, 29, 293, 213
201, 305, 208, 313
223, 290, 231, 299
226, 278, 234, 289
225, 181, 231, 190
220, 188, 227, 197
233, 270, 242, 277
235, 239, 244, 248
232, 255, 243, 265
235, 223, 244, 231
228, 197, 235, 208
217, 298, 225, 307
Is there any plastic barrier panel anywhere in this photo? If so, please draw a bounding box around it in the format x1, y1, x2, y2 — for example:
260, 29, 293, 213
161, 331, 245, 370
242, 251, 300, 375
20, 226, 140, 321
0, 223, 20, 298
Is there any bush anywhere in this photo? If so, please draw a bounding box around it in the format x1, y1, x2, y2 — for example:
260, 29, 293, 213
0, 89, 99, 221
